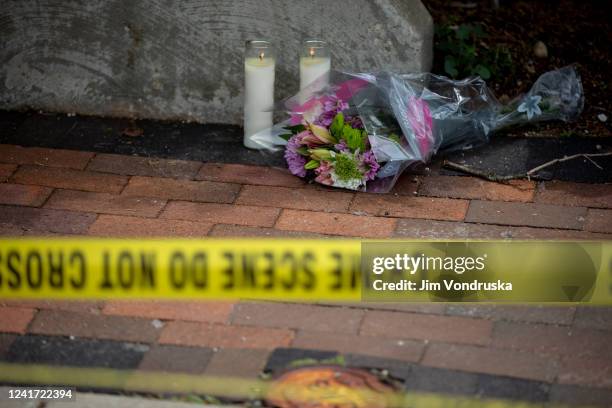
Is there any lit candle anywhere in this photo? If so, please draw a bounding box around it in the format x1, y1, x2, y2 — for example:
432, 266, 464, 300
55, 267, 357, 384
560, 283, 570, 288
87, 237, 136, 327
244, 40, 275, 149
299, 40, 331, 91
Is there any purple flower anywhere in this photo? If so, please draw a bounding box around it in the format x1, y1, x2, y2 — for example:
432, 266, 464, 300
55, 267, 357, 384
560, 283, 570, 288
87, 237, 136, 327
345, 115, 363, 129
334, 139, 349, 152
284, 133, 307, 177
315, 95, 349, 127
360, 150, 380, 181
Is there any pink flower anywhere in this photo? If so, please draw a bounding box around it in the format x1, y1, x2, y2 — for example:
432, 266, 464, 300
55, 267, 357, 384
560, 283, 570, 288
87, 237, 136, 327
406, 96, 434, 157
314, 160, 334, 186
300, 125, 334, 148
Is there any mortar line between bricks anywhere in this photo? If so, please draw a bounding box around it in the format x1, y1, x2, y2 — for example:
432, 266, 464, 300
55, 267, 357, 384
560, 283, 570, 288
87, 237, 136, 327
271, 207, 285, 228
191, 162, 205, 181
153, 199, 170, 218
420, 215, 590, 232
37, 187, 56, 208
9, 170, 132, 196
416, 339, 429, 364
85, 213, 102, 234
117, 175, 132, 195
5, 163, 21, 182
232, 183, 246, 204
346, 192, 358, 213
81, 151, 97, 170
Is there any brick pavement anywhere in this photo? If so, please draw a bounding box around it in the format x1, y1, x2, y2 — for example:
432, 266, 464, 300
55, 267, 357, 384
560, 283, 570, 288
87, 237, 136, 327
1, 144, 611, 406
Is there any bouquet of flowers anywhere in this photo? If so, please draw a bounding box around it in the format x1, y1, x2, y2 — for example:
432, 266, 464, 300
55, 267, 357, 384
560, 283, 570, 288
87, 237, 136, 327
280, 96, 380, 190
251, 66, 584, 192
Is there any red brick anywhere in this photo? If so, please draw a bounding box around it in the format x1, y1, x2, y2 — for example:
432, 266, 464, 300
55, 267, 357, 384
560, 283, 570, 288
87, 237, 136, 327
446, 305, 575, 325
558, 356, 612, 388
275, 209, 396, 238
87, 153, 202, 179
422, 343, 558, 382
209, 224, 327, 237
0, 144, 94, 169
585, 209, 612, 233
88, 214, 212, 237
573, 306, 612, 331
0, 183, 52, 206
0, 307, 36, 334
45, 189, 166, 218
492, 321, 612, 358
417, 175, 535, 202
465, 200, 587, 230
197, 163, 305, 188
103, 301, 234, 323
361, 310, 492, 345
0, 205, 96, 234
122, 176, 240, 203
0, 163, 17, 182
536, 181, 612, 208
29, 310, 160, 343
11, 165, 128, 193
390, 174, 421, 196
350, 194, 468, 221
161, 201, 279, 227
237, 185, 353, 213
231, 302, 363, 333
139, 345, 213, 374
394, 218, 610, 239
204, 348, 270, 378
292, 331, 424, 362
353, 303, 446, 315
0, 300, 101, 314
0, 222, 25, 236
159, 321, 293, 349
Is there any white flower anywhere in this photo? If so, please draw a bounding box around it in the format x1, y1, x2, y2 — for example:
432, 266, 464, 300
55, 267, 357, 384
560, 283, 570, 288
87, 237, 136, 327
517, 95, 543, 120
331, 172, 363, 190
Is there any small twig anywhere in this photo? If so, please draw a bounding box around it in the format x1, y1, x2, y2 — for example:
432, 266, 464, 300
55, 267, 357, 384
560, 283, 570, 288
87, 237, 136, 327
525, 152, 611, 176
583, 155, 603, 170
444, 151, 612, 182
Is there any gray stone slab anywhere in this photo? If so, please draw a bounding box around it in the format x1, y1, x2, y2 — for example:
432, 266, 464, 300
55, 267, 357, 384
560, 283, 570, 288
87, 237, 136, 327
0, 0, 433, 124
4, 335, 147, 369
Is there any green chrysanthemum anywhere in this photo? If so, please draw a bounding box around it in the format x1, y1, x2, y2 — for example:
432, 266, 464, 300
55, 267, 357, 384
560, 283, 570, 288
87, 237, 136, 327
333, 152, 363, 182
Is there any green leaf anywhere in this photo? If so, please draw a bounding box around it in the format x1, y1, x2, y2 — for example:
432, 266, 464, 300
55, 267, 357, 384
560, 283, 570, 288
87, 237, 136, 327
304, 159, 320, 170
296, 146, 310, 156
444, 56, 459, 77
330, 112, 345, 139
456, 24, 472, 40
474, 64, 491, 79
278, 134, 292, 141
388, 133, 401, 144
473, 24, 485, 38
289, 358, 319, 368
342, 124, 363, 151
283, 124, 306, 134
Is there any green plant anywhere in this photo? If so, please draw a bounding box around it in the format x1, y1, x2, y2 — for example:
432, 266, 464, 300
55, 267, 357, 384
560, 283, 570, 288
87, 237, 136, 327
435, 23, 513, 81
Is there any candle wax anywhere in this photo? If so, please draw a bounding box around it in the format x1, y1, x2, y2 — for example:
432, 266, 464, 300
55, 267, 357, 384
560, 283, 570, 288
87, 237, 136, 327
244, 57, 275, 149
299, 56, 331, 90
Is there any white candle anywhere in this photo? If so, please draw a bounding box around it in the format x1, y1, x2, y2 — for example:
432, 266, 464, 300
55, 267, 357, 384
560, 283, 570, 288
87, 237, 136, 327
300, 56, 331, 90
244, 43, 275, 149
299, 40, 331, 92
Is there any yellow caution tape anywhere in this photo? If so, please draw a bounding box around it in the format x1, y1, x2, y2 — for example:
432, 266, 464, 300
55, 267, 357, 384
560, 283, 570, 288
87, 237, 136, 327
0, 362, 592, 408
0, 238, 610, 302
0, 238, 361, 300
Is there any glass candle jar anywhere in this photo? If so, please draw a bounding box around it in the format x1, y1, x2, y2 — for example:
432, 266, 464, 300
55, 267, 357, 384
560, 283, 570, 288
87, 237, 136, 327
243, 40, 275, 149
299, 39, 331, 91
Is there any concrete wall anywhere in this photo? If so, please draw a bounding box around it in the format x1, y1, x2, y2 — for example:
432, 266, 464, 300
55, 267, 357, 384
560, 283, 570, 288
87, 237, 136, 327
0, 0, 433, 124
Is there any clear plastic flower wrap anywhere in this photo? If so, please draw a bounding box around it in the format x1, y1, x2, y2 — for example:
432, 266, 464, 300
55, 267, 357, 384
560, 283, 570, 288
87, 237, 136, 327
249, 66, 584, 192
